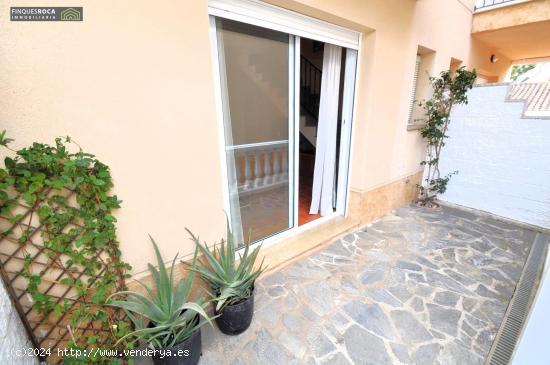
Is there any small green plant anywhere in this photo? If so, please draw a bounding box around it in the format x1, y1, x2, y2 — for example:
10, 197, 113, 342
417, 67, 477, 205
108, 237, 212, 349
186, 221, 265, 311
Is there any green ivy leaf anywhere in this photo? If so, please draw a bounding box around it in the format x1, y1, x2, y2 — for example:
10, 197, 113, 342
53, 304, 62, 317
0, 130, 14, 147
91, 176, 105, 186
60, 277, 73, 286
50, 179, 64, 190
4, 157, 15, 169
22, 191, 35, 205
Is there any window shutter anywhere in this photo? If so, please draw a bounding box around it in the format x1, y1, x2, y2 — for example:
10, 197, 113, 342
408, 55, 422, 124
208, 0, 360, 49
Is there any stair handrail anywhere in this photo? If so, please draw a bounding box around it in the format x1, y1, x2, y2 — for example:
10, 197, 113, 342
300, 55, 322, 122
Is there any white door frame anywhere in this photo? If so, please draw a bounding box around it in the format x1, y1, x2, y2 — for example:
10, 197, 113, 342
337, 49, 359, 215
292, 35, 300, 229
208, 3, 361, 250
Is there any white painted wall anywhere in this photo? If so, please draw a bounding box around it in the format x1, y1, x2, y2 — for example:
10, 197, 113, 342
0, 280, 38, 364
439, 84, 550, 229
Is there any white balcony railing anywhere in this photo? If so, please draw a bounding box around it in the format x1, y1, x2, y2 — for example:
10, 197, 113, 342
475, 0, 522, 11
227, 140, 289, 195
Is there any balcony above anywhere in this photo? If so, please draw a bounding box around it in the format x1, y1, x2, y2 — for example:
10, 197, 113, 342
474, 0, 529, 12
472, 0, 550, 60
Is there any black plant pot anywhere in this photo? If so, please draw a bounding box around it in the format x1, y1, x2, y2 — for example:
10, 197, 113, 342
151, 329, 202, 365
214, 289, 255, 335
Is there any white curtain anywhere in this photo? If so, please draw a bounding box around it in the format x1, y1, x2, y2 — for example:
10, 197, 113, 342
309, 44, 342, 216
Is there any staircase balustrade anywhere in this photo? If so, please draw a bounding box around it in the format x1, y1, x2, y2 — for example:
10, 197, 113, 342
228, 140, 289, 195
301, 56, 322, 123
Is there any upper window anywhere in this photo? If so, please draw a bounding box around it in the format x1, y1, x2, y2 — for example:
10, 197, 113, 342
407, 46, 435, 127
407, 55, 422, 125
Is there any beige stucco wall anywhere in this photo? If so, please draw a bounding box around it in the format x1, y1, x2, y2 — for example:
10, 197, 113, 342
0, 0, 226, 275
220, 20, 289, 145
267, 0, 510, 192
472, 0, 550, 60
0, 0, 512, 275
472, 0, 550, 33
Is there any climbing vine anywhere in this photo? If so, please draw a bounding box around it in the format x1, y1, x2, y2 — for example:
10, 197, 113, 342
0, 131, 133, 363
417, 67, 477, 206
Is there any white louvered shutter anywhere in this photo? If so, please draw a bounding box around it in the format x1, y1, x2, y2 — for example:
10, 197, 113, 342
408, 55, 422, 124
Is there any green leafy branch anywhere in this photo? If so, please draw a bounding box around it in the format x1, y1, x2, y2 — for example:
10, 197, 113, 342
417, 67, 477, 205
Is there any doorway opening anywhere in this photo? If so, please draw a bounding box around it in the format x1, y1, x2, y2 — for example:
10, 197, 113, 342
298, 38, 347, 226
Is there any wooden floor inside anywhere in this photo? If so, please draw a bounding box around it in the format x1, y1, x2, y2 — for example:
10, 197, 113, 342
238, 153, 321, 243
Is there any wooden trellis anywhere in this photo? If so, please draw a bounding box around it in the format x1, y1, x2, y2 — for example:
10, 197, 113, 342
0, 187, 129, 363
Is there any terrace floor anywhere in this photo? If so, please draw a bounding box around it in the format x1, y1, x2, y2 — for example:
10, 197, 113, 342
140, 204, 539, 364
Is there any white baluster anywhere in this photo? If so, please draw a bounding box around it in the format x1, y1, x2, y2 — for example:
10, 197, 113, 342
273, 148, 280, 182
254, 151, 262, 188
244, 152, 252, 190
235, 153, 243, 187
282, 148, 288, 180
263, 149, 272, 185
231, 141, 289, 193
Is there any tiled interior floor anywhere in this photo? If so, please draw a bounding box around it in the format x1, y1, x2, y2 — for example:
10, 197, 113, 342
137, 204, 537, 365
299, 153, 321, 226
238, 153, 322, 243
239, 186, 290, 242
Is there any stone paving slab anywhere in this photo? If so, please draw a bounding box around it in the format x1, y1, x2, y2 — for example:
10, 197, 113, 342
136, 204, 536, 365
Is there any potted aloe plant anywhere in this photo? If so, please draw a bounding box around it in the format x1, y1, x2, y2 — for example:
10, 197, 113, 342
186, 222, 265, 335
108, 237, 212, 365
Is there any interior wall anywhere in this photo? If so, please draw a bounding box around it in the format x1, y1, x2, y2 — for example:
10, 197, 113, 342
220, 20, 290, 145
300, 38, 324, 70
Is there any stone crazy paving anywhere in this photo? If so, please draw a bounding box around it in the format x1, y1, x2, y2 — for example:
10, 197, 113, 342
138, 204, 535, 365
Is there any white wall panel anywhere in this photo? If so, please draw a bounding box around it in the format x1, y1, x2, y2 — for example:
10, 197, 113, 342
439, 84, 550, 229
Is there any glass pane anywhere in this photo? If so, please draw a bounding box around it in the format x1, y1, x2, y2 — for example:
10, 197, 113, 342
216, 18, 292, 245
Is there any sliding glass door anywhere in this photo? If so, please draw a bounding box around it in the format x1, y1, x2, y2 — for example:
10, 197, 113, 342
213, 18, 295, 245
211, 13, 358, 247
